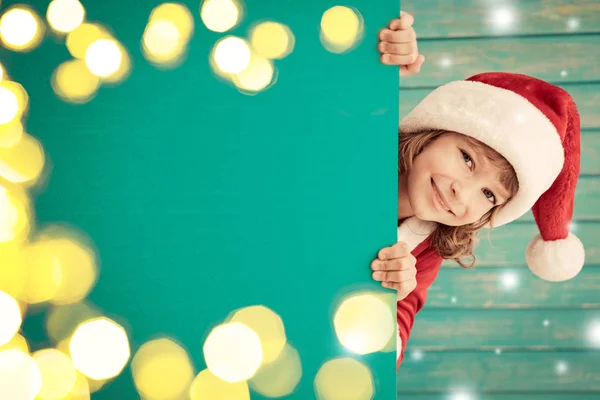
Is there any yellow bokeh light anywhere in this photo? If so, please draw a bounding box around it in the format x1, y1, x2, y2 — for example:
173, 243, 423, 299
314, 357, 374, 400
0, 290, 22, 346
249, 21, 295, 60
65, 372, 91, 400
334, 293, 394, 355
0, 349, 43, 400
0, 86, 19, 124
232, 53, 275, 93
371, 292, 399, 353
248, 343, 302, 398
142, 20, 182, 60
85, 39, 123, 78
46, 302, 103, 345
66, 23, 112, 59
0, 132, 45, 187
200, 0, 242, 33
131, 338, 195, 400
212, 36, 251, 74
320, 6, 364, 53
0, 6, 44, 51
0, 63, 4, 81
101, 42, 131, 84
0, 80, 29, 120
203, 322, 262, 383
69, 317, 130, 380
52, 59, 100, 104
149, 3, 194, 42
33, 349, 78, 400
0, 120, 24, 148
228, 305, 286, 365
47, 0, 85, 34
0, 333, 29, 354
0, 243, 27, 301
190, 369, 250, 400
0, 182, 31, 244
21, 239, 64, 304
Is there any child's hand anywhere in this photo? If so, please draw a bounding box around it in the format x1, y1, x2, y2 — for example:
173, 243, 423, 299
378, 11, 425, 77
371, 241, 417, 301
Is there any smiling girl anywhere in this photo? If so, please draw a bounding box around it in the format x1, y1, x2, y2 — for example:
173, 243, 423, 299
376, 13, 586, 370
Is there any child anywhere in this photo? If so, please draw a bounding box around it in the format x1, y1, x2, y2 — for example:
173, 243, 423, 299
375, 13, 586, 370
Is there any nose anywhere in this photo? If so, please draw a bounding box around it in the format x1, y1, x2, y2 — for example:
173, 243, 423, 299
450, 180, 471, 216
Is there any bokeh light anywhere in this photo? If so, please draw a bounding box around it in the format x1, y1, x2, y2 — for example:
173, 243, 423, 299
0, 6, 45, 51
47, 0, 86, 34
69, 317, 130, 380
249, 21, 294, 60
203, 322, 262, 383
0, 62, 4, 81
52, 59, 100, 104
0, 334, 29, 354
585, 320, 600, 348
33, 349, 78, 400
0, 349, 43, 400
320, 6, 364, 54
85, 39, 123, 78
0, 80, 29, 121
0, 132, 45, 186
190, 369, 250, 400
66, 22, 112, 59
489, 6, 516, 31
200, 0, 243, 33
314, 357, 373, 400
212, 36, 251, 74
334, 293, 394, 355
21, 238, 64, 304
0, 290, 21, 346
0, 120, 24, 148
131, 338, 195, 400
228, 305, 286, 365
150, 3, 194, 42
0, 182, 31, 244
248, 343, 302, 398
46, 302, 103, 345
232, 53, 276, 93
0, 86, 19, 124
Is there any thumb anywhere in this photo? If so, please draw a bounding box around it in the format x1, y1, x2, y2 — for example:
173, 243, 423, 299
406, 54, 425, 73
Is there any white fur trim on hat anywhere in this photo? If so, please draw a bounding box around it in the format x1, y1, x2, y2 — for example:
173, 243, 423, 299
401, 80, 565, 228
526, 232, 585, 282
397, 216, 437, 252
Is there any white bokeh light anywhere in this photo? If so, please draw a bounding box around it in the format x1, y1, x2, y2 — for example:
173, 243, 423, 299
411, 349, 424, 361
543, 319, 550, 327
585, 320, 600, 348
501, 271, 519, 290
450, 296, 457, 304
449, 389, 475, 400
490, 7, 515, 30
567, 17, 580, 31
439, 55, 453, 69
555, 360, 569, 375
495, 348, 502, 355
561, 70, 568, 78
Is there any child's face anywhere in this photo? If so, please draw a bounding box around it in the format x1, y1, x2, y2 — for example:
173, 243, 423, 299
406, 132, 512, 226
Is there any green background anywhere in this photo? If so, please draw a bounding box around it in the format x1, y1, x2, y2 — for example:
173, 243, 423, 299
1, 0, 400, 398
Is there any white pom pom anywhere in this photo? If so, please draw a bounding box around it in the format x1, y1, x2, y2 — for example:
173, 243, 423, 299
526, 232, 585, 282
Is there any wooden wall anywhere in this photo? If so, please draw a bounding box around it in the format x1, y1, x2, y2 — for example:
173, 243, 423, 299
398, 1, 600, 398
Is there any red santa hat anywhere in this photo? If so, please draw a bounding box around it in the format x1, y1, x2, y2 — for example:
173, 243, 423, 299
399, 72, 585, 282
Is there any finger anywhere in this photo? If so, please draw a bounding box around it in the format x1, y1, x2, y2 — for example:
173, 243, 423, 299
379, 28, 415, 44
377, 41, 416, 55
372, 270, 414, 283
382, 241, 411, 260
406, 54, 425, 73
390, 12, 414, 30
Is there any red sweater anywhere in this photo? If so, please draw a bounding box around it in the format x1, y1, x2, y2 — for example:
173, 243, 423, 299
396, 235, 444, 370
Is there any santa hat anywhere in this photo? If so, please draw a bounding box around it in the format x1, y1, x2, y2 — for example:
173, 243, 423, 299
399, 72, 585, 282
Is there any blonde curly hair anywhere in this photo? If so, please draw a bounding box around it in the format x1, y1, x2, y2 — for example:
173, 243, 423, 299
399, 129, 519, 268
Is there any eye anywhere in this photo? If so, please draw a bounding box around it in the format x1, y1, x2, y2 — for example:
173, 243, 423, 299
483, 188, 497, 204
461, 150, 473, 169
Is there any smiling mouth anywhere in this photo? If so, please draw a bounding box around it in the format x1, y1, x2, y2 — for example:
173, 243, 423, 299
431, 178, 453, 215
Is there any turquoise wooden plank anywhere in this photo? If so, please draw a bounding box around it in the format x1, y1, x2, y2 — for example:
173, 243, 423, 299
428, 266, 600, 308
401, 83, 600, 129
581, 130, 600, 174
402, 0, 600, 38
401, 394, 600, 400
519, 175, 600, 222
397, 351, 600, 391
409, 309, 600, 348
439, 221, 600, 267
401, 35, 600, 88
